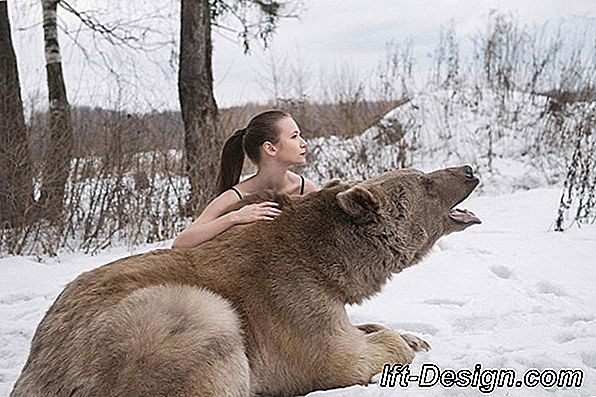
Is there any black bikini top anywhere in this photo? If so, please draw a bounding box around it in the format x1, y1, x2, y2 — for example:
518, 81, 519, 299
230, 175, 305, 200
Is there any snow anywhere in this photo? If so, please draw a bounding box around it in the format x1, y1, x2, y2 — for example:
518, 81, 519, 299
303, 89, 577, 197
1, 188, 595, 396
341, 188, 596, 396
1, 86, 595, 395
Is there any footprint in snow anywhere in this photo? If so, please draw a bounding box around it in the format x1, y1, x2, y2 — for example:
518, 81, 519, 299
422, 298, 466, 307
553, 332, 578, 344
535, 281, 568, 297
563, 314, 595, 326
0, 292, 39, 306
581, 352, 596, 370
489, 265, 513, 280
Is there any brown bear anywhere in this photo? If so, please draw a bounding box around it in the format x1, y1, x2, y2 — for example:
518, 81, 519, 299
10, 165, 481, 397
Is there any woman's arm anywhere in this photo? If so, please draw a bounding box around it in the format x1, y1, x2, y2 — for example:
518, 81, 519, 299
172, 191, 281, 249
172, 191, 238, 249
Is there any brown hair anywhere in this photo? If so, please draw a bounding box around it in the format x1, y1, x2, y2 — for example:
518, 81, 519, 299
215, 110, 291, 195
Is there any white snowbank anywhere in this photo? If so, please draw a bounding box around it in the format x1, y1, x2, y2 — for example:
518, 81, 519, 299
303, 89, 579, 197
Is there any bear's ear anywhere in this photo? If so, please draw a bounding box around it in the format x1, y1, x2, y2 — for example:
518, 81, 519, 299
323, 179, 342, 188
336, 185, 380, 222
324, 179, 358, 190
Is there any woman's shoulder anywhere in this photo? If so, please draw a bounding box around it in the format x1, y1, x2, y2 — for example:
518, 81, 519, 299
196, 189, 242, 221
215, 188, 244, 204
302, 177, 318, 194
288, 171, 318, 194
234, 176, 257, 197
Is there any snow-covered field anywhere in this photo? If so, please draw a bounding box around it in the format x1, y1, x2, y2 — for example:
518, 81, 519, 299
1, 187, 595, 396
1, 85, 594, 395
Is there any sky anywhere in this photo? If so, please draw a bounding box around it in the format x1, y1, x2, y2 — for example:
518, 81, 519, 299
8, 0, 596, 112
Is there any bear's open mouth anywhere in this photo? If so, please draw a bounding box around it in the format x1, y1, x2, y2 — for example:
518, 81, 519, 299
448, 208, 481, 224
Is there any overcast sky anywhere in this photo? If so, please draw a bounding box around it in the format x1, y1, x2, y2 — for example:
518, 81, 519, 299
9, 0, 596, 112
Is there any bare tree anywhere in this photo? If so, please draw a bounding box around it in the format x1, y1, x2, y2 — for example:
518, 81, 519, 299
38, 0, 74, 222
256, 51, 290, 105
554, 105, 596, 231
178, 0, 220, 215
179, 0, 301, 215
0, 0, 33, 227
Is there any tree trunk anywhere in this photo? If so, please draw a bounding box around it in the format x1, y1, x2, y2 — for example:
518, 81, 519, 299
178, 0, 221, 216
0, 0, 34, 227
39, 0, 73, 222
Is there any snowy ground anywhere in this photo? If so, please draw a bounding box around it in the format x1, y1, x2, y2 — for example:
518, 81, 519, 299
1, 187, 594, 396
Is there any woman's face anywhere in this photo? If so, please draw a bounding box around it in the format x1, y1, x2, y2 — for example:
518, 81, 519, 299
272, 117, 308, 165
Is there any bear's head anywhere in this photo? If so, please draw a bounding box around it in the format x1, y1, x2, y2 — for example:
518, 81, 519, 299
213, 166, 480, 304
334, 165, 481, 270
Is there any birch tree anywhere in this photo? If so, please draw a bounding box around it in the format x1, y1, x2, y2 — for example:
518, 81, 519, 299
0, 0, 33, 227
38, 0, 74, 222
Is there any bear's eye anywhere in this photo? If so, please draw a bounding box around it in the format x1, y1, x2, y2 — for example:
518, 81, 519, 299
420, 176, 433, 188
420, 176, 439, 197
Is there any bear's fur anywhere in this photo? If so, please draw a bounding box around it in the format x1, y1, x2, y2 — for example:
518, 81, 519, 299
11, 166, 480, 397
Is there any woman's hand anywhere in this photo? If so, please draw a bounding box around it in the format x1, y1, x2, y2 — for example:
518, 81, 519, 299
230, 201, 282, 225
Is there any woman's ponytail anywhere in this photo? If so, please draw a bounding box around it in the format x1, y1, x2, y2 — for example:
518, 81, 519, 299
215, 128, 246, 196
214, 109, 291, 197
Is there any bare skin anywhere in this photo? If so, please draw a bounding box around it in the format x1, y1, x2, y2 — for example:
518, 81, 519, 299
172, 117, 318, 249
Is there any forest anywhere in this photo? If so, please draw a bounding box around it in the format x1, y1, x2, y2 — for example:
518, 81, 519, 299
0, 2, 594, 256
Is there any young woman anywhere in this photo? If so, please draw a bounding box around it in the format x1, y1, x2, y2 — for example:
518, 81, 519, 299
172, 110, 318, 249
